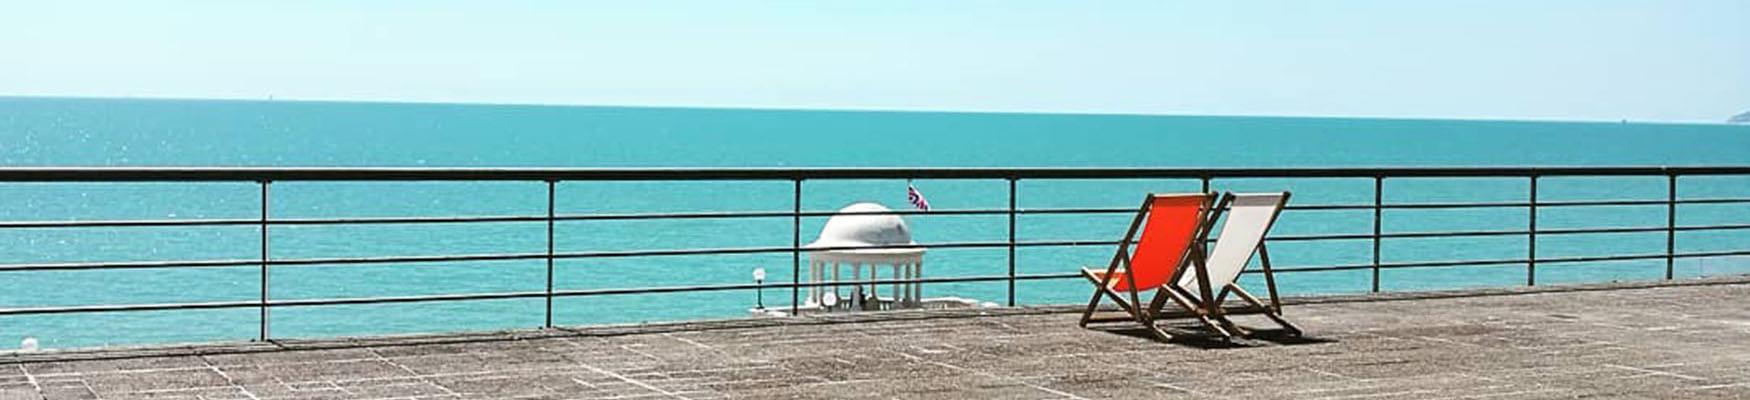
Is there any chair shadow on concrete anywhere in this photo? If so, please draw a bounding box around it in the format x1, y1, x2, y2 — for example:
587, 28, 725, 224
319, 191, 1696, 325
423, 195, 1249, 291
1091, 324, 1337, 349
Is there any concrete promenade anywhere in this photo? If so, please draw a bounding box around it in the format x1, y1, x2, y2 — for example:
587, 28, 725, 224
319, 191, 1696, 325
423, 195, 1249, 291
4, 276, 1750, 399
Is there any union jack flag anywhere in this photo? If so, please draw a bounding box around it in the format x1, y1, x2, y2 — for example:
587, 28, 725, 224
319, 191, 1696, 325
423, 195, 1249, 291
907, 183, 930, 211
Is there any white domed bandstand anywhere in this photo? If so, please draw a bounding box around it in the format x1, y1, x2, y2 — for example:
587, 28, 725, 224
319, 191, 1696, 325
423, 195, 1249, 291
756, 202, 980, 316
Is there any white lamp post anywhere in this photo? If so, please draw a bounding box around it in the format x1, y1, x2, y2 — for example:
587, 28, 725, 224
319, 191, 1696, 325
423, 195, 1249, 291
752, 267, 767, 310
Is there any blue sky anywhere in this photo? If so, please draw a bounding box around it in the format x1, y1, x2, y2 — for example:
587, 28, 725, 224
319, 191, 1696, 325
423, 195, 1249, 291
2, 1, 1746, 122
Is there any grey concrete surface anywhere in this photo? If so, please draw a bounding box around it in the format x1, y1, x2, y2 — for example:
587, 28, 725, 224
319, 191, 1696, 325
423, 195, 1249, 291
4, 276, 1750, 399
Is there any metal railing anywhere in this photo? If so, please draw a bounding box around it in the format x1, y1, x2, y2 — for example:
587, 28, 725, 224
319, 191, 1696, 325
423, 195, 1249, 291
2, 166, 1749, 341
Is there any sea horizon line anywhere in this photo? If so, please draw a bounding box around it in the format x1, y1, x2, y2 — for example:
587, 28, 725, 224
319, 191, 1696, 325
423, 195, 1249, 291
0, 93, 1736, 127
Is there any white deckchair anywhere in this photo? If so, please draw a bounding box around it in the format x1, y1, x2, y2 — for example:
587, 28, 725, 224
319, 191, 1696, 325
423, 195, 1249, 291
1171, 192, 1302, 340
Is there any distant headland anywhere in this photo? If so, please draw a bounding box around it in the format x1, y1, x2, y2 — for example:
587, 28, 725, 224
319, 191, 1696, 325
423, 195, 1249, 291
1732, 111, 1750, 124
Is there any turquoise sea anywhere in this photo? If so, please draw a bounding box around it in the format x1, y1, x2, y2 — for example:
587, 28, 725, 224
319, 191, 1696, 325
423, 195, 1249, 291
3, 97, 1749, 350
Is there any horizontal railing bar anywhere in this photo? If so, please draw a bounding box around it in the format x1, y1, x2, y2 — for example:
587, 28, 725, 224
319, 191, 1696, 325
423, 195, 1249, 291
1014, 240, 1122, 248
0, 240, 1113, 272
1370, 199, 1683, 209
0, 205, 1415, 229
1369, 258, 1529, 270
0, 206, 1368, 229
20, 246, 1750, 316
1008, 198, 1749, 214
1277, 224, 1750, 242
7, 197, 1743, 229
1668, 249, 1750, 259
1677, 198, 1750, 205
1378, 230, 1525, 239
1539, 199, 1667, 207
1257, 249, 1750, 275
1267, 233, 1378, 242
9, 244, 1750, 316
3, 166, 1749, 182
0, 218, 261, 229
1377, 201, 1525, 210
1531, 224, 1750, 236
1535, 253, 1669, 264
0, 300, 260, 316
0, 216, 547, 229
1258, 263, 1387, 274
1269, 230, 1527, 242
0, 273, 1082, 316
581, 208, 1018, 220
1675, 223, 1750, 232
1017, 208, 1136, 215
1339, 198, 1750, 210
1534, 250, 1750, 265
0, 259, 262, 272
278, 215, 545, 225
13, 223, 1750, 273
1539, 226, 1667, 235
545, 240, 1141, 260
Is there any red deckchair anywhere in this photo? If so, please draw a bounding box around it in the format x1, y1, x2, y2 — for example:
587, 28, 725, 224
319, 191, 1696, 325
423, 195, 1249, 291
1078, 193, 1219, 341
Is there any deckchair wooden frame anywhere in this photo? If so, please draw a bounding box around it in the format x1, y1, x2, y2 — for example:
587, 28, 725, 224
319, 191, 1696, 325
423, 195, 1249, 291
1077, 192, 1223, 341
1080, 192, 1304, 342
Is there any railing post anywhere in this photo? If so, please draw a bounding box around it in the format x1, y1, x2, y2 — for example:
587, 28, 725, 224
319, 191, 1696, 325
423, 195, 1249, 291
1666, 173, 1677, 280
1006, 177, 1018, 307
544, 180, 557, 328
1371, 176, 1383, 293
791, 178, 803, 316
1203, 176, 1213, 271
1528, 175, 1539, 286
257, 180, 271, 342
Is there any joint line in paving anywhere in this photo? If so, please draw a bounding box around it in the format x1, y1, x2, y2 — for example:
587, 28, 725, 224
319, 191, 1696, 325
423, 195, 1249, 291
1604, 364, 1705, 381
1462, 388, 1570, 399
16, 364, 45, 400
1309, 388, 1437, 400
663, 333, 714, 351
559, 340, 687, 399
368, 348, 463, 397
1150, 381, 1207, 396
884, 349, 1091, 400
201, 359, 261, 400
1691, 382, 1750, 391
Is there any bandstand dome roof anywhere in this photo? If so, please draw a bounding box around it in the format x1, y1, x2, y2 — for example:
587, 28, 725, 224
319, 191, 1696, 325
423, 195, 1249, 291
807, 202, 915, 250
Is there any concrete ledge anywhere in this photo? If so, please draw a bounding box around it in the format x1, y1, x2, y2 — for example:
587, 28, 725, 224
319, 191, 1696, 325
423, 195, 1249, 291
5, 274, 1745, 366
4, 274, 1750, 399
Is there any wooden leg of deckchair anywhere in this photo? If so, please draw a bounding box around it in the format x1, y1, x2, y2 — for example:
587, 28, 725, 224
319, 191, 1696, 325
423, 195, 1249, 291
1103, 290, 1144, 322
1146, 286, 1173, 318
1213, 315, 1250, 337
1099, 292, 1173, 342
1145, 324, 1175, 342
1128, 286, 1174, 342
1226, 284, 1303, 336
1079, 292, 1105, 327
1164, 288, 1234, 341
1081, 269, 1141, 326
1188, 287, 1249, 338
1082, 271, 1150, 326
1081, 273, 1176, 342
1204, 286, 1249, 336
1079, 273, 1107, 328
